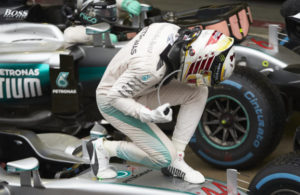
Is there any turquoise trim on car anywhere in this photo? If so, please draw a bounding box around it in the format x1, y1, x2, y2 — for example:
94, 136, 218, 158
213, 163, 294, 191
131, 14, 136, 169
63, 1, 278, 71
0, 63, 50, 101
116, 170, 131, 179
7, 166, 39, 173
0, 63, 49, 85
79, 67, 107, 82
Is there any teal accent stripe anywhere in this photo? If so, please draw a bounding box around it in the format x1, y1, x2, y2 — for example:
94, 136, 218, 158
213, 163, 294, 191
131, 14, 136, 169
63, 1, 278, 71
100, 104, 171, 168
79, 67, 107, 82
0, 63, 50, 85
0, 63, 50, 102
7, 166, 39, 172
199, 94, 250, 150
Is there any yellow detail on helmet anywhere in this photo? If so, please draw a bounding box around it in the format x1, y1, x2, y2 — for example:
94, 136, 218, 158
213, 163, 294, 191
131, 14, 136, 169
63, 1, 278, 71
182, 61, 192, 80
220, 63, 226, 81
217, 37, 234, 52
186, 74, 197, 81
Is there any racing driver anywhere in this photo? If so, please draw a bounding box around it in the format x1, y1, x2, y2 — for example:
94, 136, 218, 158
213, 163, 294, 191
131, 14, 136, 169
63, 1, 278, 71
64, 0, 141, 43
88, 22, 235, 184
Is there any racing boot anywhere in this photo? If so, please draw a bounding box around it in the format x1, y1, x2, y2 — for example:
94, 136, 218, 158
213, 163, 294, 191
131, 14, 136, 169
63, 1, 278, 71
86, 138, 117, 179
161, 151, 205, 184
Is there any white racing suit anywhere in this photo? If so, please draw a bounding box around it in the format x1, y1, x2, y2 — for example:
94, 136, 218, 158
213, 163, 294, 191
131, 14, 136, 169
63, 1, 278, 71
96, 23, 208, 168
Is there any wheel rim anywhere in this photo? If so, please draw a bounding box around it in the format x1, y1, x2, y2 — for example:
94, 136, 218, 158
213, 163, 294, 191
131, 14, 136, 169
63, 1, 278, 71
198, 95, 250, 150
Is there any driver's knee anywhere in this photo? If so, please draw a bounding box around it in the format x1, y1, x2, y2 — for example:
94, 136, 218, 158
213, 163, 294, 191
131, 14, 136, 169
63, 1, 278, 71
150, 147, 176, 168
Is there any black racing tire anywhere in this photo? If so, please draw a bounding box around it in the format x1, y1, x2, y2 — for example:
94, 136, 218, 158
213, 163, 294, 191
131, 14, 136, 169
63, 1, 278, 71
292, 45, 300, 55
248, 151, 300, 195
189, 66, 286, 169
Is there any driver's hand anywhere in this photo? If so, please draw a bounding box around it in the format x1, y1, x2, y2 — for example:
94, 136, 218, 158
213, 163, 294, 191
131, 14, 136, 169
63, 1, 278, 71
139, 103, 173, 123
122, 0, 141, 16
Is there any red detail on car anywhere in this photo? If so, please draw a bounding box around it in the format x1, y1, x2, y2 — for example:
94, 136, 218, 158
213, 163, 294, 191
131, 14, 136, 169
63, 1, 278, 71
251, 38, 273, 50
230, 54, 235, 62
201, 181, 241, 195
127, 166, 136, 171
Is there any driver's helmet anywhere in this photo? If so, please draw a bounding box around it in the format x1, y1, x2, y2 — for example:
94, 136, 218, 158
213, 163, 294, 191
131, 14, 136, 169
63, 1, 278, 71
178, 29, 235, 87
78, 0, 117, 25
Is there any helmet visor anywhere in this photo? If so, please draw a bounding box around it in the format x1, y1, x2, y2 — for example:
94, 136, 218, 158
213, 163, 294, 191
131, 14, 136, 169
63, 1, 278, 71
94, 4, 117, 22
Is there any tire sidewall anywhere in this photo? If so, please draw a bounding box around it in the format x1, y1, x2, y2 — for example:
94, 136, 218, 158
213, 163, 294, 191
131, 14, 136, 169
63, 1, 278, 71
249, 152, 300, 195
190, 67, 285, 168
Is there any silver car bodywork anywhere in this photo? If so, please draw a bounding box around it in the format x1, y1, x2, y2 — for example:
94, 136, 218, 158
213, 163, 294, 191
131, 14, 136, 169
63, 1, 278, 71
0, 163, 248, 195
0, 23, 65, 54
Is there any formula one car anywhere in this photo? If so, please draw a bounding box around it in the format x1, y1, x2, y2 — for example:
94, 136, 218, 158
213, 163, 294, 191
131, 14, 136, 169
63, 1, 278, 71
0, 125, 248, 195
1, 124, 299, 195
0, 1, 299, 170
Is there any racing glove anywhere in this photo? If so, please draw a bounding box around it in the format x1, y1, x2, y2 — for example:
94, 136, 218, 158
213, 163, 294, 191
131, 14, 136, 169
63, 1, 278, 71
121, 0, 141, 16
139, 103, 173, 123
